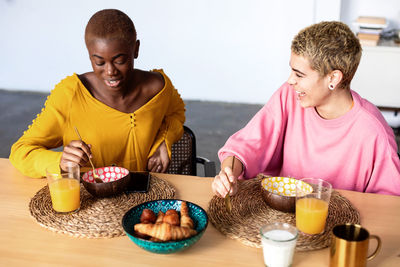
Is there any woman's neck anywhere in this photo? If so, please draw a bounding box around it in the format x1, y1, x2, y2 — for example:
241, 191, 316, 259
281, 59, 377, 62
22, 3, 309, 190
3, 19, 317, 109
315, 89, 354, 120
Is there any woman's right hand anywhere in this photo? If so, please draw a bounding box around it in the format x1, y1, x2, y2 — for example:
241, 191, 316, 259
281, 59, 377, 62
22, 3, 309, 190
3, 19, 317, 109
212, 166, 238, 198
60, 140, 92, 172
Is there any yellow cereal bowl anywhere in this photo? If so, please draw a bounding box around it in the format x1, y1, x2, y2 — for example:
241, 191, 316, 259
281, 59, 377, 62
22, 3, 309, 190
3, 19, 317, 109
260, 177, 313, 213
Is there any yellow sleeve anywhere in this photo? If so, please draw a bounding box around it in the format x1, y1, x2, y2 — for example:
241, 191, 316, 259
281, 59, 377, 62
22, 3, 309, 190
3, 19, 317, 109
9, 75, 77, 178
148, 71, 186, 159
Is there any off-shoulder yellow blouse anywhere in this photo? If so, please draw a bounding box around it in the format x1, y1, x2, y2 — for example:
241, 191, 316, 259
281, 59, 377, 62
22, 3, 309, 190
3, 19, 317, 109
10, 69, 185, 178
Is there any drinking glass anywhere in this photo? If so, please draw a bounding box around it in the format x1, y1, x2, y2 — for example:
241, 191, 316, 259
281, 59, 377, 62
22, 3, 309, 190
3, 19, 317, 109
260, 222, 298, 267
46, 162, 80, 213
295, 178, 332, 235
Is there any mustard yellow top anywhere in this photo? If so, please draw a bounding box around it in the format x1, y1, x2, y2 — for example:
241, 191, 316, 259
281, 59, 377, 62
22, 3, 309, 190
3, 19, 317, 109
9, 69, 185, 178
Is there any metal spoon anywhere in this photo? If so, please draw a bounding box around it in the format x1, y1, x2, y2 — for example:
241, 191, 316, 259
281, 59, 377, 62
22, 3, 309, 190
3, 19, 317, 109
73, 126, 103, 183
224, 156, 235, 213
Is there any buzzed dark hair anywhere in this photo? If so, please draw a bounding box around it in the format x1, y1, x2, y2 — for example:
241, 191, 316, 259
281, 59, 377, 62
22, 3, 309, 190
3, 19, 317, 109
85, 9, 137, 47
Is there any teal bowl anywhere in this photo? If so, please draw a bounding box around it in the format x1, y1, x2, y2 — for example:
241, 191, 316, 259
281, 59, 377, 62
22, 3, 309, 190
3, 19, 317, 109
122, 199, 208, 254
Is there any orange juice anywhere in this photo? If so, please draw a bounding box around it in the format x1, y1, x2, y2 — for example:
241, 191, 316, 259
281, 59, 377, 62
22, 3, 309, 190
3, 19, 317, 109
296, 198, 328, 234
49, 178, 80, 213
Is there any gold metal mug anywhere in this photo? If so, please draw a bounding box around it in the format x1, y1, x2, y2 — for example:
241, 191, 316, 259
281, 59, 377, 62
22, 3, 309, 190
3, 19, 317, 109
330, 224, 381, 267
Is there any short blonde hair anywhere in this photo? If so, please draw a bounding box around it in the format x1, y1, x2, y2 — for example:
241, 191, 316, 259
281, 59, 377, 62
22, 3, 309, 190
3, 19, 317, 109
291, 21, 362, 89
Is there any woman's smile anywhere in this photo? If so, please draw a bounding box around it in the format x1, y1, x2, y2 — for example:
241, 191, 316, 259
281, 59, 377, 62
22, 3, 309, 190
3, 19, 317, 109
105, 79, 122, 88
295, 90, 306, 100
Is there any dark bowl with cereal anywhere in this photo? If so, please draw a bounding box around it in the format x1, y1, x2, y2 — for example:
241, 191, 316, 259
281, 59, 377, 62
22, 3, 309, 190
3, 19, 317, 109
81, 166, 130, 197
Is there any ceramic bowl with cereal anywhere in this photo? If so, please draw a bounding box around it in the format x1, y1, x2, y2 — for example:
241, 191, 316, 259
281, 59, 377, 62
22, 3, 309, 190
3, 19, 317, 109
81, 166, 130, 197
260, 177, 313, 213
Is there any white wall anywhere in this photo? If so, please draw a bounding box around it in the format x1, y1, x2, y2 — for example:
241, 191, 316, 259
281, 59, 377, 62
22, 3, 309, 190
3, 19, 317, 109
1, 0, 342, 104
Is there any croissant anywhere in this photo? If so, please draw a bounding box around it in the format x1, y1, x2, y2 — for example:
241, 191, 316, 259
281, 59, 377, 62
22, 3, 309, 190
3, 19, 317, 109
134, 222, 197, 241
165, 209, 178, 216
163, 210, 180, 226
147, 211, 166, 242
155, 211, 165, 224
180, 201, 194, 229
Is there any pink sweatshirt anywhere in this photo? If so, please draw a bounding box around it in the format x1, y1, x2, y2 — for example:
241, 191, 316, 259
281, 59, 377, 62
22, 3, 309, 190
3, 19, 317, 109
219, 83, 400, 195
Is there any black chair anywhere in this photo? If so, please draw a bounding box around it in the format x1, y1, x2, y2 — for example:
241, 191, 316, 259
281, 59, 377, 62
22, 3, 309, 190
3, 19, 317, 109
167, 126, 216, 177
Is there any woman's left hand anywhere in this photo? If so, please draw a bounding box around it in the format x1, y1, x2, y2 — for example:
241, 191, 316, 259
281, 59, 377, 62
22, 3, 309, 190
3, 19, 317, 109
147, 141, 170, 173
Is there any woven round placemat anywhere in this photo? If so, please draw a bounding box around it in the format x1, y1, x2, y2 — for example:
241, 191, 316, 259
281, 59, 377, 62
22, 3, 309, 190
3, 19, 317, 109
29, 175, 175, 238
208, 175, 360, 251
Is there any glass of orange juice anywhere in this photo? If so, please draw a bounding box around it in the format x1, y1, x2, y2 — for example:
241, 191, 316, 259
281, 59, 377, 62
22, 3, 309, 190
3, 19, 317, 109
295, 178, 332, 235
46, 162, 80, 213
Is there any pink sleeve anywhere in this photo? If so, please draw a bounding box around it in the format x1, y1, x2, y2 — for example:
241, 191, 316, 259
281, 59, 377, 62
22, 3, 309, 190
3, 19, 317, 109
359, 97, 400, 195
366, 149, 400, 195
218, 83, 291, 179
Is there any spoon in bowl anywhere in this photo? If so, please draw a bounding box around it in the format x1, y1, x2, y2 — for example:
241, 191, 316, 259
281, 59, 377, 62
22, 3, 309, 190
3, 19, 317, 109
73, 126, 103, 183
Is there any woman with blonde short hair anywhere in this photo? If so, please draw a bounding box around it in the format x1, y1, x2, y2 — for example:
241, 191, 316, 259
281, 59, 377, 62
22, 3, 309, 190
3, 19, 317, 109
212, 21, 400, 196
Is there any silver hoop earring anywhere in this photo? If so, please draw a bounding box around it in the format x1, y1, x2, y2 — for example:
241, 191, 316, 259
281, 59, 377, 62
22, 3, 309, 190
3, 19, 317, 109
329, 84, 334, 90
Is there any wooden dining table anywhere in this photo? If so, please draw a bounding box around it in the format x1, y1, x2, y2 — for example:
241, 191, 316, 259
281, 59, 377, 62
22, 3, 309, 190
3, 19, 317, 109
0, 157, 399, 266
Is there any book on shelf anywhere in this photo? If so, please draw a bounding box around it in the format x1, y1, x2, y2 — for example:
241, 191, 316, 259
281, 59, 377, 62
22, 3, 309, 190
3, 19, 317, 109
357, 33, 380, 41
354, 16, 388, 30
357, 33, 379, 46
357, 16, 386, 25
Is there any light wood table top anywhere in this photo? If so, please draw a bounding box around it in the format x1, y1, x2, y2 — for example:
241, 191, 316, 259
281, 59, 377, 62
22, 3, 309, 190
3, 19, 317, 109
0, 158, 399, 266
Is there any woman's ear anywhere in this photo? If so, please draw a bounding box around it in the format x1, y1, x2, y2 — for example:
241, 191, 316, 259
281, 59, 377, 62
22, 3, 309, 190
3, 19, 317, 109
134, 39, 140, 59
328, 70, 343, 90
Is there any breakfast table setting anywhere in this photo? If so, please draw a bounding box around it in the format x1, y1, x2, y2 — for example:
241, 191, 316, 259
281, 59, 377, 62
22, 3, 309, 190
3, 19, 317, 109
0, 157, 400, 266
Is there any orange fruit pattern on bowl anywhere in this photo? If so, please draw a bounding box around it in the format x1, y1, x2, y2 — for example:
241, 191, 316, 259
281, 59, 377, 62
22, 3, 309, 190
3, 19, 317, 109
261, 177, 312, 197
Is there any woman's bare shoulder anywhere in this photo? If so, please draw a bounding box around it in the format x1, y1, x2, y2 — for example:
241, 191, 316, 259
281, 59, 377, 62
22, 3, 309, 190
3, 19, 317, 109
77, 72, 94, 85
136, 69, 165, 95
